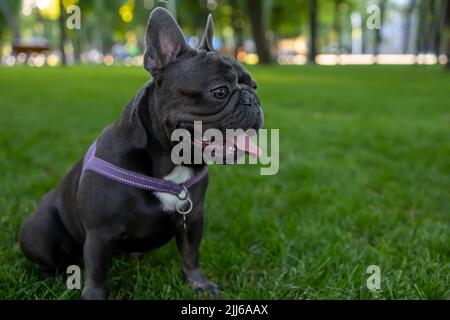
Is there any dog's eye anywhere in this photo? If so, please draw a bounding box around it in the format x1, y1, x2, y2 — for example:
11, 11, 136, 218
210, 86, 229, 100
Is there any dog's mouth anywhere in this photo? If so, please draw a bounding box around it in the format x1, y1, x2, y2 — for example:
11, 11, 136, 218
189, 131, 262, 159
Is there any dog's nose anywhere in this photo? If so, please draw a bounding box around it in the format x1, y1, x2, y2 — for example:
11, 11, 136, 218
239, 90, 254, 106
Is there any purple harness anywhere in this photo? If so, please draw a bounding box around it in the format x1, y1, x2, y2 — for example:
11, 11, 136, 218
80, 141, 208, 197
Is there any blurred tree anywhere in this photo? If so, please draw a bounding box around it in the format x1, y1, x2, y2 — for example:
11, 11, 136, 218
416, 0, 426, 55
414, 0, 446, 58
433, 0, 447, 57
425, 0, 437, 54
445, 0, 450, 69
58, 0, 67, 65
0, 0, 21, 62
328, 0, 356, 54
247, 0, 273, 64
0, 0, 20, 41
361, 3, 368, 54
70, 0, 123, 58
67, 0, 96, 62
374, 0, 386, 56
307, 0, 317, 63
270, 0, 306, 37
95, 0, 110, 55
403, 0, 417, 54
230, 0, 245, 56
333, 0, 343, 53
177, 0, 210, 35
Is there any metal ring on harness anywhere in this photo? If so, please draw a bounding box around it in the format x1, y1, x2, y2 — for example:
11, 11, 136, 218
176, 184, 189, 201
176, 197, 193, 215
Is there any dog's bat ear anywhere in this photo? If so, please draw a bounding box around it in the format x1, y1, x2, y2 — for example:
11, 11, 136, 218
144, 7, 189, 73
198, 14, 215, 51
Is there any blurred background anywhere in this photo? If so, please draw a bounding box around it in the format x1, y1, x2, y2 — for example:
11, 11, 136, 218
0, 0, 449, 300
0, 0, 450, 68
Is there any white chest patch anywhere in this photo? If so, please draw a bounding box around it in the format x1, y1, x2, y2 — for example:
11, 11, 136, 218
154, 165, 194, 212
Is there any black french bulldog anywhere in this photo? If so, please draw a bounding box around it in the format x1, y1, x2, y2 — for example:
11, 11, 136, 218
19, 8, 263, 300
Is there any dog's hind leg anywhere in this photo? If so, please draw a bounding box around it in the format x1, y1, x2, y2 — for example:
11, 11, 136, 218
19, 189, 79, 276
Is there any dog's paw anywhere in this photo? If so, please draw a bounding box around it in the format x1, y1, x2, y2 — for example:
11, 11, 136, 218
81, 286, 107, 300
186, 270, 219, 298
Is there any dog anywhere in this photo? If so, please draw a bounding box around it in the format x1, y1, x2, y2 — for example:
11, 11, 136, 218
19, 8, 263, 300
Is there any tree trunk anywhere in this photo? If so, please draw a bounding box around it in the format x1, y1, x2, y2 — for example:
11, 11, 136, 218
308, 0, 318, 63
333, 0, 343, 53
247, 0, 273, 64
59, 0, 67, 66
0, 0, 20, 43
425, 0, 436, 53
444, 0, 450, 69
415, 0, 423, 54
374, 0, 386, 56
72, 31, 82, 64
403, 0, 417, 54
230, 0, 244, 57
362, 9, 367, 54
95, 0, 108, 55
434, 0, 446, 57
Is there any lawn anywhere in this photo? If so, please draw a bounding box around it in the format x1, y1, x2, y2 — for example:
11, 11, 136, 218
0, 65, 448, 299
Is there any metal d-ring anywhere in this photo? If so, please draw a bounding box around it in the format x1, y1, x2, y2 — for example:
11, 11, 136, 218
176, 184, 189, 201
176, 197, 193, 215
176, 184, 192, 218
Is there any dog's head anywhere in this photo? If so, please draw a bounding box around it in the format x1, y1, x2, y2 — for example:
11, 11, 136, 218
142, 8, 263, 160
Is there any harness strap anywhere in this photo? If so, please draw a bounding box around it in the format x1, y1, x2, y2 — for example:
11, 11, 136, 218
80, 141, 207, 196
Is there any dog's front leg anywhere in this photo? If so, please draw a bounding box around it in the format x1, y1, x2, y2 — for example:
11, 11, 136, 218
176, 211, 219, 296
81, 232, 113, 300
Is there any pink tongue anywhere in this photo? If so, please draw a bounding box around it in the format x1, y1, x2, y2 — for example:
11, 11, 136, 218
235, 133, 262, 157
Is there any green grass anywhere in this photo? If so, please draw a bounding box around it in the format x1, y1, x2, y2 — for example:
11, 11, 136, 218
0, 65, 449, 300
